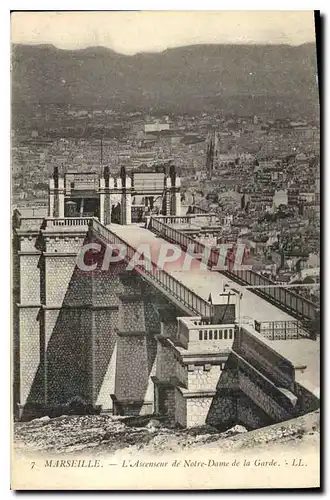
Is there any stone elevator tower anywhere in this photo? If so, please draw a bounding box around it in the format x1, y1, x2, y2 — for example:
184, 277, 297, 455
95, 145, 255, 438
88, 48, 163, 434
13, 165, 182, 420
47, 165, 181, 224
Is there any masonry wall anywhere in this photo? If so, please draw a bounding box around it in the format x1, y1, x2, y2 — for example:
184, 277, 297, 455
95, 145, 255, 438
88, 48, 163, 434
12, 231, 21, 414
90, 264, 124, 410
43, 233, 93, 411
186, 396, 213, 427
161, 319, 177, 341
175, 388, 187, 427
175, 356, 188, 387
45, 307, 93, 406
155, 339, 177, 382
19, 307, 43, 407
92, 264, 161, 413
239, 371, 291, 422
19, 232, 94, 417
162, 387, 176, 417
236, 328, 295, 390
294, 382, 320, 415
20, 254, 41, 304
44, 256, 78, 305
114, 273, 159, 414
187, 365, 222, 392
15, 222, 171, 419
93, 308, 119, 409
237, 392, 274, 430
205, 355, 239, 430
17, 233, 42, 416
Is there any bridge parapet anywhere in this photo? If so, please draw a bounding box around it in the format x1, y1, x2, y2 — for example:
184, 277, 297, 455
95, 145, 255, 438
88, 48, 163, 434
235, 327, 296, 391
44, 217, 91, 229
15, 216, 45, 231
15, 216, 93, 234
177, 316, 236, 350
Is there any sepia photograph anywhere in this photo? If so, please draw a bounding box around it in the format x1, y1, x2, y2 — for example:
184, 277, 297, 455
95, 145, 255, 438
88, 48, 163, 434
10, 10, 320, 490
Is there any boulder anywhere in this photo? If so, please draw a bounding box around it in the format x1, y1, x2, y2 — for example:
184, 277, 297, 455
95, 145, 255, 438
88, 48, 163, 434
146, 419, 161, 429
29, 415, 51, 425
229, 425, 247, 434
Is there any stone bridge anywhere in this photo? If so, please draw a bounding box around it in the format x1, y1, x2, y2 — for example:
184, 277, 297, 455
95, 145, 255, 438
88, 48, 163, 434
13, 215, 319, 429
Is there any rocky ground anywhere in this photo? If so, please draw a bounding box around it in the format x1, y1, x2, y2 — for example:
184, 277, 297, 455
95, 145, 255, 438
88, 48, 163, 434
13, 409, 320, 457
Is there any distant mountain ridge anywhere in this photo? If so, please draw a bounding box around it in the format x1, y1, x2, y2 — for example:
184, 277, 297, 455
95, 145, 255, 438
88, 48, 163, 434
11, 43, 319, 118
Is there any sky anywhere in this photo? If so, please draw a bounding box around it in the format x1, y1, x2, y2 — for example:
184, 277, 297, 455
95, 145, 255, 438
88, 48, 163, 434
11, 11, 316, 55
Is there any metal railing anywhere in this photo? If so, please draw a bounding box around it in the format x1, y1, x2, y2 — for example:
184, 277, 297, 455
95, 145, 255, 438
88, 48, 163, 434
90, 218, 213, 318
132, 180, 165, 191
153, 215, 193, 225
254, 320, 310, 340
191, 205, 210, 214
149, 216, 318, 325
153, 213, 220, 225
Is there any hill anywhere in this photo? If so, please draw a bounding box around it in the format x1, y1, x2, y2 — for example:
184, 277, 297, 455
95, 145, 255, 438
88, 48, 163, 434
11, 43, 319, 118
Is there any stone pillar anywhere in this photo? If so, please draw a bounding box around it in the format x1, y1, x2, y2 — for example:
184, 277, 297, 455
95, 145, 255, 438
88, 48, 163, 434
79, 198, 84, 217
65, 176, 71, 198
113, 274, 156, 415
42, 230, 93, 410
48, 179, 55, 217
157, 305, 178, 341
165, 176, 171, 216
121, 176, 132, 225
17, 233, 42, 417
126, 176, 132, 225
58, 178, 65, 218
100, 176, 115, 225
173, 176, 181, 216
116, 177, 122, 224
106, 177, 114, 225
152, 306, 180, 419
99, 178, 105, 224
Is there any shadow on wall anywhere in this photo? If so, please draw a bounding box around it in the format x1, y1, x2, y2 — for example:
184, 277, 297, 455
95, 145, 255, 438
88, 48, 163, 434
19, 236, 117, 420
205, 333, 319, 432
205, 352, 239, 431
19, 235, 164, 421
112, 275, 162, 416
205, 351, 278, 432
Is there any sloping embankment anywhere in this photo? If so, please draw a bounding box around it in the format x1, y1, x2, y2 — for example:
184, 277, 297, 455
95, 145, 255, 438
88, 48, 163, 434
13, 409, 319, 456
